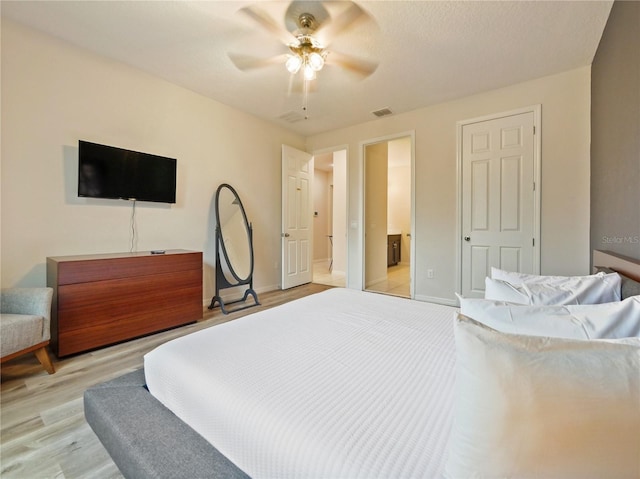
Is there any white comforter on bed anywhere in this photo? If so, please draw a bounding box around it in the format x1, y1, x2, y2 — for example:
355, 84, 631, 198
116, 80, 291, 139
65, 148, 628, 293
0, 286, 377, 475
145, 288, 457, 478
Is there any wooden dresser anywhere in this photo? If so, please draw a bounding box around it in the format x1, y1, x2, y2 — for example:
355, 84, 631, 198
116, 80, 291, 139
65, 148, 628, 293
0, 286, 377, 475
47, 250, 203, 357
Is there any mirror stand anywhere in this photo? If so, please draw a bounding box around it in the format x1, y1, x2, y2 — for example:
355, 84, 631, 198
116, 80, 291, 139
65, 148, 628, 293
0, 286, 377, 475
207, 183, 260, 315
208, 226, 260, 314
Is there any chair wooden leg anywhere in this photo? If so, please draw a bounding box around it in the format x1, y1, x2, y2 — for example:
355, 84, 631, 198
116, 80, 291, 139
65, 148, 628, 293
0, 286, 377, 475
34, 347, 55, 374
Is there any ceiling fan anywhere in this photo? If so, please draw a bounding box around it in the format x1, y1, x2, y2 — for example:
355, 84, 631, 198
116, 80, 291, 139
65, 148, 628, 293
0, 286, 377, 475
229, 1, 379, 114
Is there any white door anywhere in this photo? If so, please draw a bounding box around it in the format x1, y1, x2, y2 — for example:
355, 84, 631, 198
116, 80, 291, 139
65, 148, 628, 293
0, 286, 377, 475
461, 110, 539, 297
282, 145, 313, 289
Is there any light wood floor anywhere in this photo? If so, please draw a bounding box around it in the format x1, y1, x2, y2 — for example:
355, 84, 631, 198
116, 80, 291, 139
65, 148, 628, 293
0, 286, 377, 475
0, 283, 332, 479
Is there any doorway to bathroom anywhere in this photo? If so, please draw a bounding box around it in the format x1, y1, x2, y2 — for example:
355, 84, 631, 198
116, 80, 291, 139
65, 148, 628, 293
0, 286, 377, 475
363, 135, 413, 298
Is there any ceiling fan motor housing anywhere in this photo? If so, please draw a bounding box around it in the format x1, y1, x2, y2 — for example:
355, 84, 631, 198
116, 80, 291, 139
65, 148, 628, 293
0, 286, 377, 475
298, 13, 318, 33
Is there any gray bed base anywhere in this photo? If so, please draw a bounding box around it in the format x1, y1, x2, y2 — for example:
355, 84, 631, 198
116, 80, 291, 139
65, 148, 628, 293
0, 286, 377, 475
84, 369, 250, 479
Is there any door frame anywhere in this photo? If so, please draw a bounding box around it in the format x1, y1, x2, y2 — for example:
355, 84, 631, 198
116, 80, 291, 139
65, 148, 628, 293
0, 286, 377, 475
455, 105, 542, 295
359, 130, 416, 298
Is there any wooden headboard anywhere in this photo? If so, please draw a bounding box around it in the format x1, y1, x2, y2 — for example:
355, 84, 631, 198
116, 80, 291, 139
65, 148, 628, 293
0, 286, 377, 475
593, 250, 640, 282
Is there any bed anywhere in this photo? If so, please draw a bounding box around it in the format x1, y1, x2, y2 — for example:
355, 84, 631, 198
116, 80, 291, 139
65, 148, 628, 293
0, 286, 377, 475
144, 289, 456, 478
84, 250, 640, 479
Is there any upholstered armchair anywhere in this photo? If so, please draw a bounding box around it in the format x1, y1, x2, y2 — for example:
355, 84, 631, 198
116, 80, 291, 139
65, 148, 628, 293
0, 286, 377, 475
1, 288, 56, 374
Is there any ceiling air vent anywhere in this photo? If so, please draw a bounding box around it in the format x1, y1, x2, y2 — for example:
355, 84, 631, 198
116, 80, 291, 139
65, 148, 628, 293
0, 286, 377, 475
371, 107, 393, 118
279, 110, 306, 123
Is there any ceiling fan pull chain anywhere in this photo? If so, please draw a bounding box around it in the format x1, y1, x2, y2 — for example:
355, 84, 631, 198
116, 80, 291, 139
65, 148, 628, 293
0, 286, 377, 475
303, 78, 309, 120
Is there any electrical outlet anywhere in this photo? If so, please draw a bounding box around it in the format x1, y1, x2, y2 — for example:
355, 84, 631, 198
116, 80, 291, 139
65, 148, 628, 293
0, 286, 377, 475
427, 269, 434, 279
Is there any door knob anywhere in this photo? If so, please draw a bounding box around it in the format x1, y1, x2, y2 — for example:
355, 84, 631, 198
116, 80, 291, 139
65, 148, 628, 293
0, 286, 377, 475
464, 236, 471, 242
282, 233, 290, 237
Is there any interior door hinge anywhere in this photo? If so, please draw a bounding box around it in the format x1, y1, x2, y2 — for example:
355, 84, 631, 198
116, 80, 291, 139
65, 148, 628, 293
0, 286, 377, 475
533, 238, 535, 247
533, 125, 536, 135
533, 182, 536, 191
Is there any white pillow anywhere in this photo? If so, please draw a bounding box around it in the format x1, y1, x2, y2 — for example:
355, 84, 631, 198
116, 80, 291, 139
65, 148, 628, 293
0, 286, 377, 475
457, 295, 640, 339
445, 314, 640, 479
491, 267, 605, 285
485, 274, 621, 305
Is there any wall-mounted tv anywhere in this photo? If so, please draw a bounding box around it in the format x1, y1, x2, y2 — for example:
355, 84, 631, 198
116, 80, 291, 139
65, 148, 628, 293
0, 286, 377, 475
78, 140, 177, 204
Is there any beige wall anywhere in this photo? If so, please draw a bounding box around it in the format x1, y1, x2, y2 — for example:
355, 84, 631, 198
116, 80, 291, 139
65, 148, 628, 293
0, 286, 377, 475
364, 142, 389, 287
307, 67, 592, 304
1, 20, 305, 298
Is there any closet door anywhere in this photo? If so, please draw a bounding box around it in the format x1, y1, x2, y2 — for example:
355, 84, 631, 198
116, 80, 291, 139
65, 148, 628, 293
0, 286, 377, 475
461, 110, 538, 297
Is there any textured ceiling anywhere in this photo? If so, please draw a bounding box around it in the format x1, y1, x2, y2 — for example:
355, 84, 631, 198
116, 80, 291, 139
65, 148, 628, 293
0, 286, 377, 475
2, 1, 613, 136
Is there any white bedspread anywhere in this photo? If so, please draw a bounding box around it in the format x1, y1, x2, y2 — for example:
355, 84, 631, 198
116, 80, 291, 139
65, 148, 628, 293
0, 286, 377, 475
145, 288, 457, 478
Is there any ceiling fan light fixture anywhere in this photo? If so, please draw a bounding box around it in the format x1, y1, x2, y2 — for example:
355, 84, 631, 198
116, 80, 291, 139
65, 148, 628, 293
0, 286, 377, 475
286, 55, 303, 74
233, 1, 379, 120
303, 63, 316, 80
286, 31, 326, 79
308, 51, 324, 71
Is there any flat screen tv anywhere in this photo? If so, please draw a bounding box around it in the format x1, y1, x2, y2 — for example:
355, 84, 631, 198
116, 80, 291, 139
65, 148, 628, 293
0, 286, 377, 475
78, 140, 177, 204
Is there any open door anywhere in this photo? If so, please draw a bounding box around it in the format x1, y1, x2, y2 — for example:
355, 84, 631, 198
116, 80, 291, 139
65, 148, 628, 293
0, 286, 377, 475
282, 145, 314, 289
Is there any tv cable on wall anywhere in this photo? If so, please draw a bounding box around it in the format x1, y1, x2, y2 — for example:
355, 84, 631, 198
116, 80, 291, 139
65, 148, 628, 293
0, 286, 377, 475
130, 200, 137, 253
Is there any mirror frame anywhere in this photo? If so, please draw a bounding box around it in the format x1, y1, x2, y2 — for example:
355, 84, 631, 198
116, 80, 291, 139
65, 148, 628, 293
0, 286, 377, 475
215, 183, 254, 283
208, 183, 259, 314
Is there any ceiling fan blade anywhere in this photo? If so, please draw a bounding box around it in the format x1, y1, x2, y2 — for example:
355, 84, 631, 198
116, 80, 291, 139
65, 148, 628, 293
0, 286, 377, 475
326, 51, 378, 78
229, 53, 288, 71
239, 5, 296, 46
315, 2, 370, 45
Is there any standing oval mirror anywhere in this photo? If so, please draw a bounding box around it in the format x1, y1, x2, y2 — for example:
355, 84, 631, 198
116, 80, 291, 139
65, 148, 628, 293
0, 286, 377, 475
217, 185, 253, 282
208, 184, 259, 314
